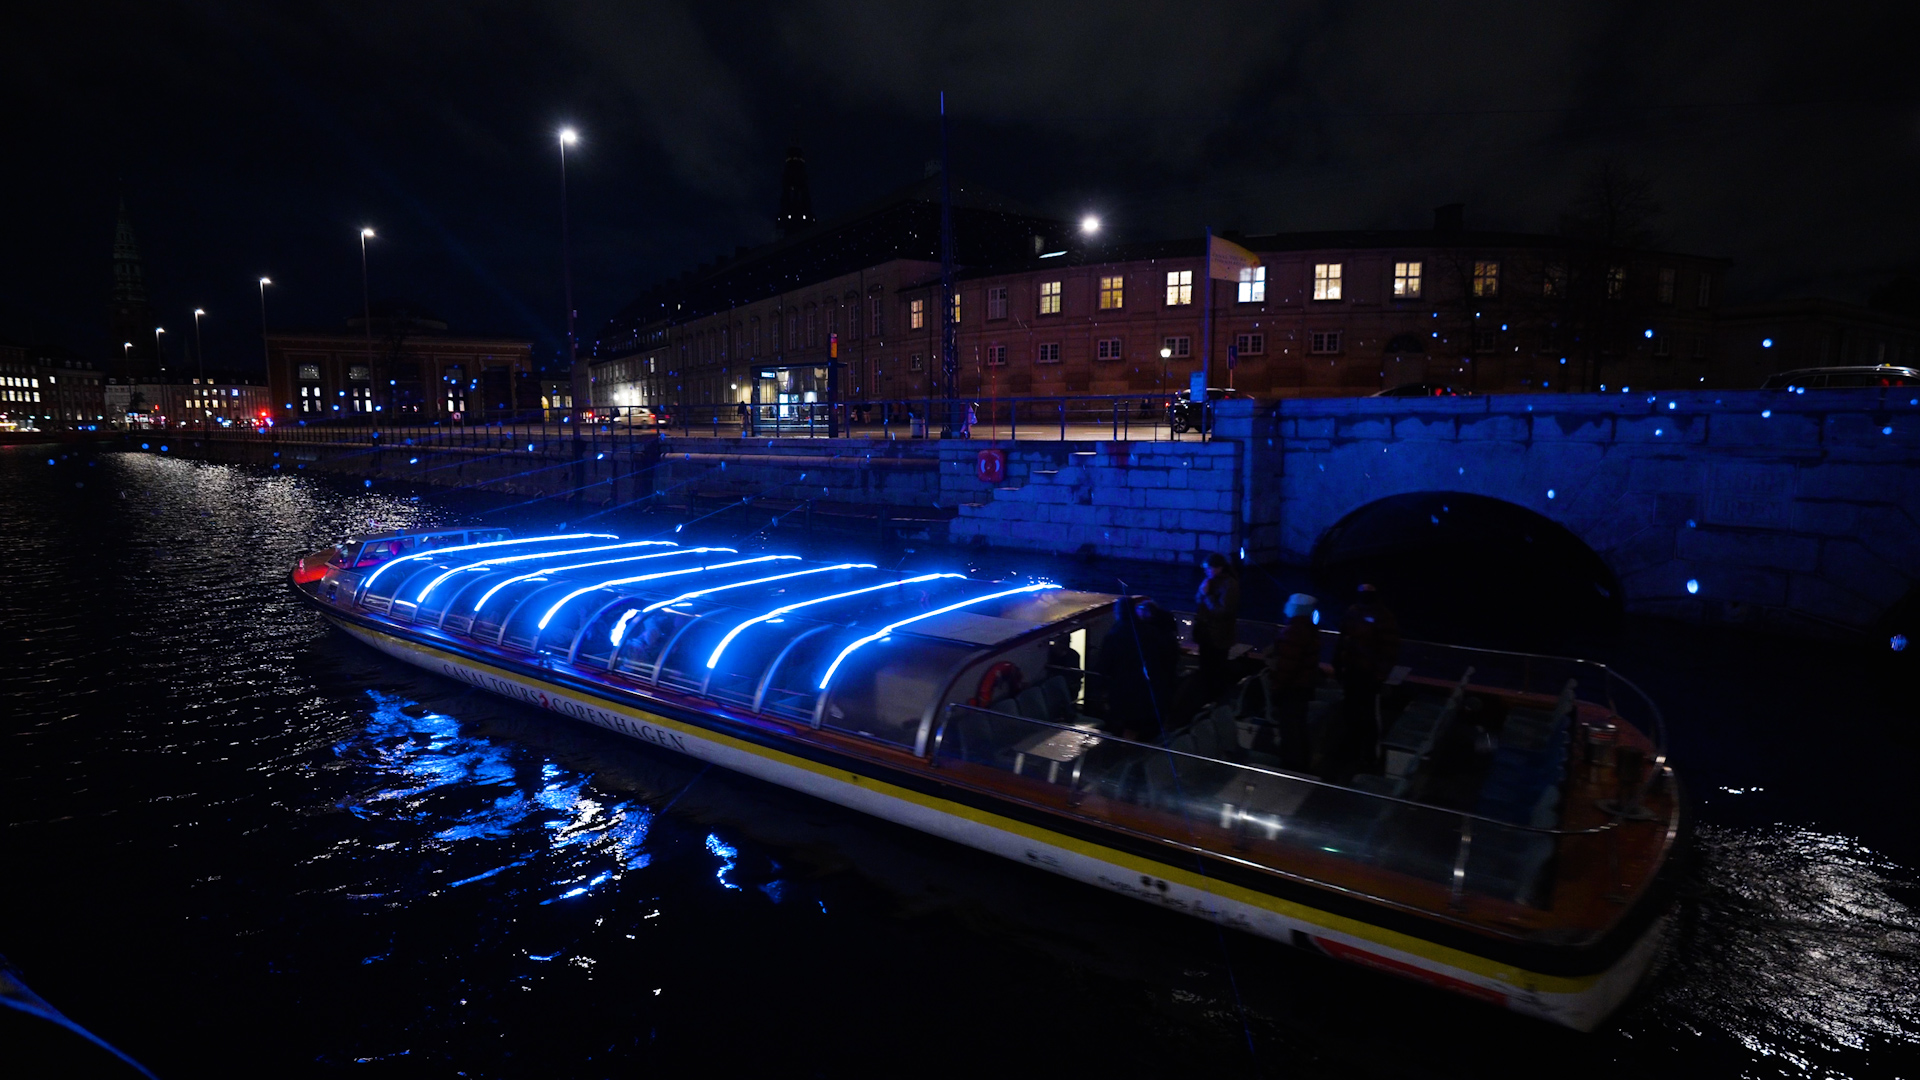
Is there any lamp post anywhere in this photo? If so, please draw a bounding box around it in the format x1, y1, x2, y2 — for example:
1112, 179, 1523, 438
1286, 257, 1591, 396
1160, 346, 1172, 440
359, 228, 375, 422
558, 127, 579, 423
192, 308, 206, 383
154, 326, 165, 377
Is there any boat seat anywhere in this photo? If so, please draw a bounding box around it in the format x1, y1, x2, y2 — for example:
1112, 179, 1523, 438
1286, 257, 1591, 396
1014, 686, 1051, 722
1039, 676, 1077, 723
1380, 668, 1474, 780
1475, 684, 1576, 826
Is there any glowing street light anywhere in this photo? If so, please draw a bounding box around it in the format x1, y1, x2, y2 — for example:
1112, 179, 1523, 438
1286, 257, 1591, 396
1081, 214, 1101, 234
557, 127, 580, 402
258, 277, 273, 378
192, 308, 206, 383
154, 326, 165, 373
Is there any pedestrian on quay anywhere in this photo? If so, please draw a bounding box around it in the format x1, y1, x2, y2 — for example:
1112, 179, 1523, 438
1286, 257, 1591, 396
1264, 593, 1322, 772
736, 400, 749, 433
1331, 583, 1402, 780
1193, 552, 1241, 701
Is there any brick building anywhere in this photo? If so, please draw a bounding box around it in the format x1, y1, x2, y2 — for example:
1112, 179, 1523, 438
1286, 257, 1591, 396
265, 304, 534, 424
592, 185, 1730, 408
0, 341, 109, 430
1711, 298, 1920, 388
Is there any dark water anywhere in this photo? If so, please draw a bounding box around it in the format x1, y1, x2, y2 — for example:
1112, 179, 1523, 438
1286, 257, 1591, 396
3, 447, 1918, 1078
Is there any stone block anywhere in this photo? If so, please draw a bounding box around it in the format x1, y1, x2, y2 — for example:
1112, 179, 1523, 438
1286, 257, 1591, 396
1187, 468, 1237, 490
1533, 414, 1613, 441
1676, 528, 1820, 573
1703, 462, 1796, 529
1819, 539, 1915, 600
1141, 488, 1199, 511
1605, 524, 1677, 575
1689, 565, 1790, 607
1615, 415, 1705, 444
1787, 575, 1884, 629
1296, 417, 1335, 439
1337, 418, 1394, 440
1796, 462, 1910, 504
1092, 487, 1132, 508
1392, 416, 1457, 441
1709, 411, 1821, 448
1125, 470, 1169, 489
1617, 559, 1702, 605
1626, 457, 1707, 495
1790, 500, 1859, 538
1456, 414, 1532, 442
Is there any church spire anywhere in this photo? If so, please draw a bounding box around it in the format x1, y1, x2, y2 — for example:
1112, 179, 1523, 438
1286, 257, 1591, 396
776, 146, 813, 239
109, 197, 158, 379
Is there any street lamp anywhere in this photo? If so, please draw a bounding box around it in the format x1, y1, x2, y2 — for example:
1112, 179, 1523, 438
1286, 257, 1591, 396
558, 127, 579, 422
1160, 346, 1173, 437
359, 228, 375, 421
1081, 214, 1101, 235
154, 326, 165, 374
192, 308, 206, 384
258, 277, 273, 381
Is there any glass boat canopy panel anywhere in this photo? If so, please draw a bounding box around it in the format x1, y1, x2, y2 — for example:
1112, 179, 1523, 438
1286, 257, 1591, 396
342, 531, 1111, 740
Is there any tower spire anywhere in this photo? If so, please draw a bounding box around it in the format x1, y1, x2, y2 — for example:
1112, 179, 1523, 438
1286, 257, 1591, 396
776, 146, 813, 238
109, 197, 158, 379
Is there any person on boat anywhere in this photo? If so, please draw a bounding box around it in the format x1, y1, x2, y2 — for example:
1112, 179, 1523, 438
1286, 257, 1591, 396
1331, 583, 1402, 780
1047, 636, 1083, 698
1264, 593, 1321, 772
1193, 552, 1241, 701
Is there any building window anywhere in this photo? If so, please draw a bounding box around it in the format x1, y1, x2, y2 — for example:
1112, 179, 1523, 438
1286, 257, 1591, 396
1234, 332, 1264, 356
1037, 342, 1061, 363
806, 305, 818, 346
870, 296, 884, 337
1657, 268, 1676, 305
1310, 331, 1342, 354
986, 345, 1007, 367
1472, 261, 1500, 297
1392, 261, 1422, 298
1652, 332, 1671, 357
1473, 328, 1497, 352
351, 386, 372, 412
1544, 264, 1568, 298
1237, 266, 1266, 303
909, 298, 925, 330
1693, 334, 1709, 359
1099, 275, 1124, 310
1165, 270, 1193, 306
950, 294, 961, 325
1163, 336, 1191, 358
1096, 338, 1124, 360
1313, 263, 1343, 301
1696, 274, 1711, 308
988, 286, 1008, 320
1607, 266, 1626, 300
348, 365, 370, 381
298, 363, 321, 381
910, 353, 925, 372
1039, 280, 1062, 315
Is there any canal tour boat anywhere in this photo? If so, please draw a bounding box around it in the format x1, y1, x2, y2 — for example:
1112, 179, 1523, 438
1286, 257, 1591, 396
291, 528, 1682, 1030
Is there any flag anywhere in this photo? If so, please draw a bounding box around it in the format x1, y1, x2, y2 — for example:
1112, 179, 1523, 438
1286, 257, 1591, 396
1208, 235, 1259, 282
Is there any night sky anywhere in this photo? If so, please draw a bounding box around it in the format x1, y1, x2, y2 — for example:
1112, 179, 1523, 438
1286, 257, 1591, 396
3, 2, 1914, 372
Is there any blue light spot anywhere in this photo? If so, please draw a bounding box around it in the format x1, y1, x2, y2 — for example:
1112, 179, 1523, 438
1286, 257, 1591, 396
1644, 329, 1654, 339
1884, 426, 1894, 435
159, 445, 168, 452
705, 834, 741, 890
1668, 401, 1677, 410
363, 479, 372, 487
1655, 429, 1663, 436
409, 457, 418, 464
1559, 358, 1566, 365
1686, 579, 1699, 595
527, 443, 535, 451
1762, 337, 1774, 348
141, 443, 149, 449
1546, 489, 1556, 499
1311, 609, 1320, 625
47, 458, 55, 465
1894, 634, 1909, 652
1686, 519, 1697, 528
1762, 410, 1772, 418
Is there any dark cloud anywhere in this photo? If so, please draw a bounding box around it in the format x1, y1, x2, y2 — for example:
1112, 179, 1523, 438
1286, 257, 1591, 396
1, 1, 1912, 367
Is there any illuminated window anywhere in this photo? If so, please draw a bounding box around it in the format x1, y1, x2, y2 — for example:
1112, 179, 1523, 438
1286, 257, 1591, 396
1472, 261, 1500, 297
1544, 264, 1567, 298
1039, 281, 1062, 315
1234, 332, 1264, 355
1392, 262, 1422, 298
1313, 263, 1343, 300
1237, 266, 1266, 303
1310, 331, 1341, 354
1096, 338, 1123, 360
298, 363, 320, 381
348, 365, 370, 381
909, 298, 925, 330
1099, 275, 1124, 309
1163, 336, 1191, 358
986, 345, 1007, 367
1606, 266, 1625, 300
988, 286, 1008, 320
950, 294, 960, 324
1037, 342, 1061, 363
1658, 268, 1676, 305
1165, 270, 1193, 306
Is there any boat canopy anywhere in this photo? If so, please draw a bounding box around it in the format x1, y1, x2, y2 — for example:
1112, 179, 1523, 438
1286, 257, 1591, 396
346, 532, 1111, 748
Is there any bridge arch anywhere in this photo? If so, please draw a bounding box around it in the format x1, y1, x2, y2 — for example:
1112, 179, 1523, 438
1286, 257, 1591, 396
1310, 491, 1624, 631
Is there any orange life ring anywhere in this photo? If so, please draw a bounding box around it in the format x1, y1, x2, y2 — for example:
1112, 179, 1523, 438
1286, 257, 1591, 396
971, 661, 1024, 707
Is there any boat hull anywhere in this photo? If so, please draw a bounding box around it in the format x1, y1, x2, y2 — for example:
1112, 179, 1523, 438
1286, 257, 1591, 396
329, 614, 1671, 1031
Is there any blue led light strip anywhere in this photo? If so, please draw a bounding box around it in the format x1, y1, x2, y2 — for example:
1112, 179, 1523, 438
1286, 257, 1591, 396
704, 573, 965, 670
817, 583, 1060, 689
534, 554, 786, 630
470, 548, 715, 612
358, 532, 617, 594
637, 563, 878, 616
414, 540, 677, 603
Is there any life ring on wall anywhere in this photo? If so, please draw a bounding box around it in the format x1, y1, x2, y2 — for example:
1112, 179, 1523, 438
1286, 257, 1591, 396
971, 661, 1024, 707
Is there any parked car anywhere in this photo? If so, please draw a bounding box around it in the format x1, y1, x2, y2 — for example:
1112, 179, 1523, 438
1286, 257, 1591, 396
1165, 388, 1249, 433
1761, 366, 1920, 390
1371, 383, 1464, 398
